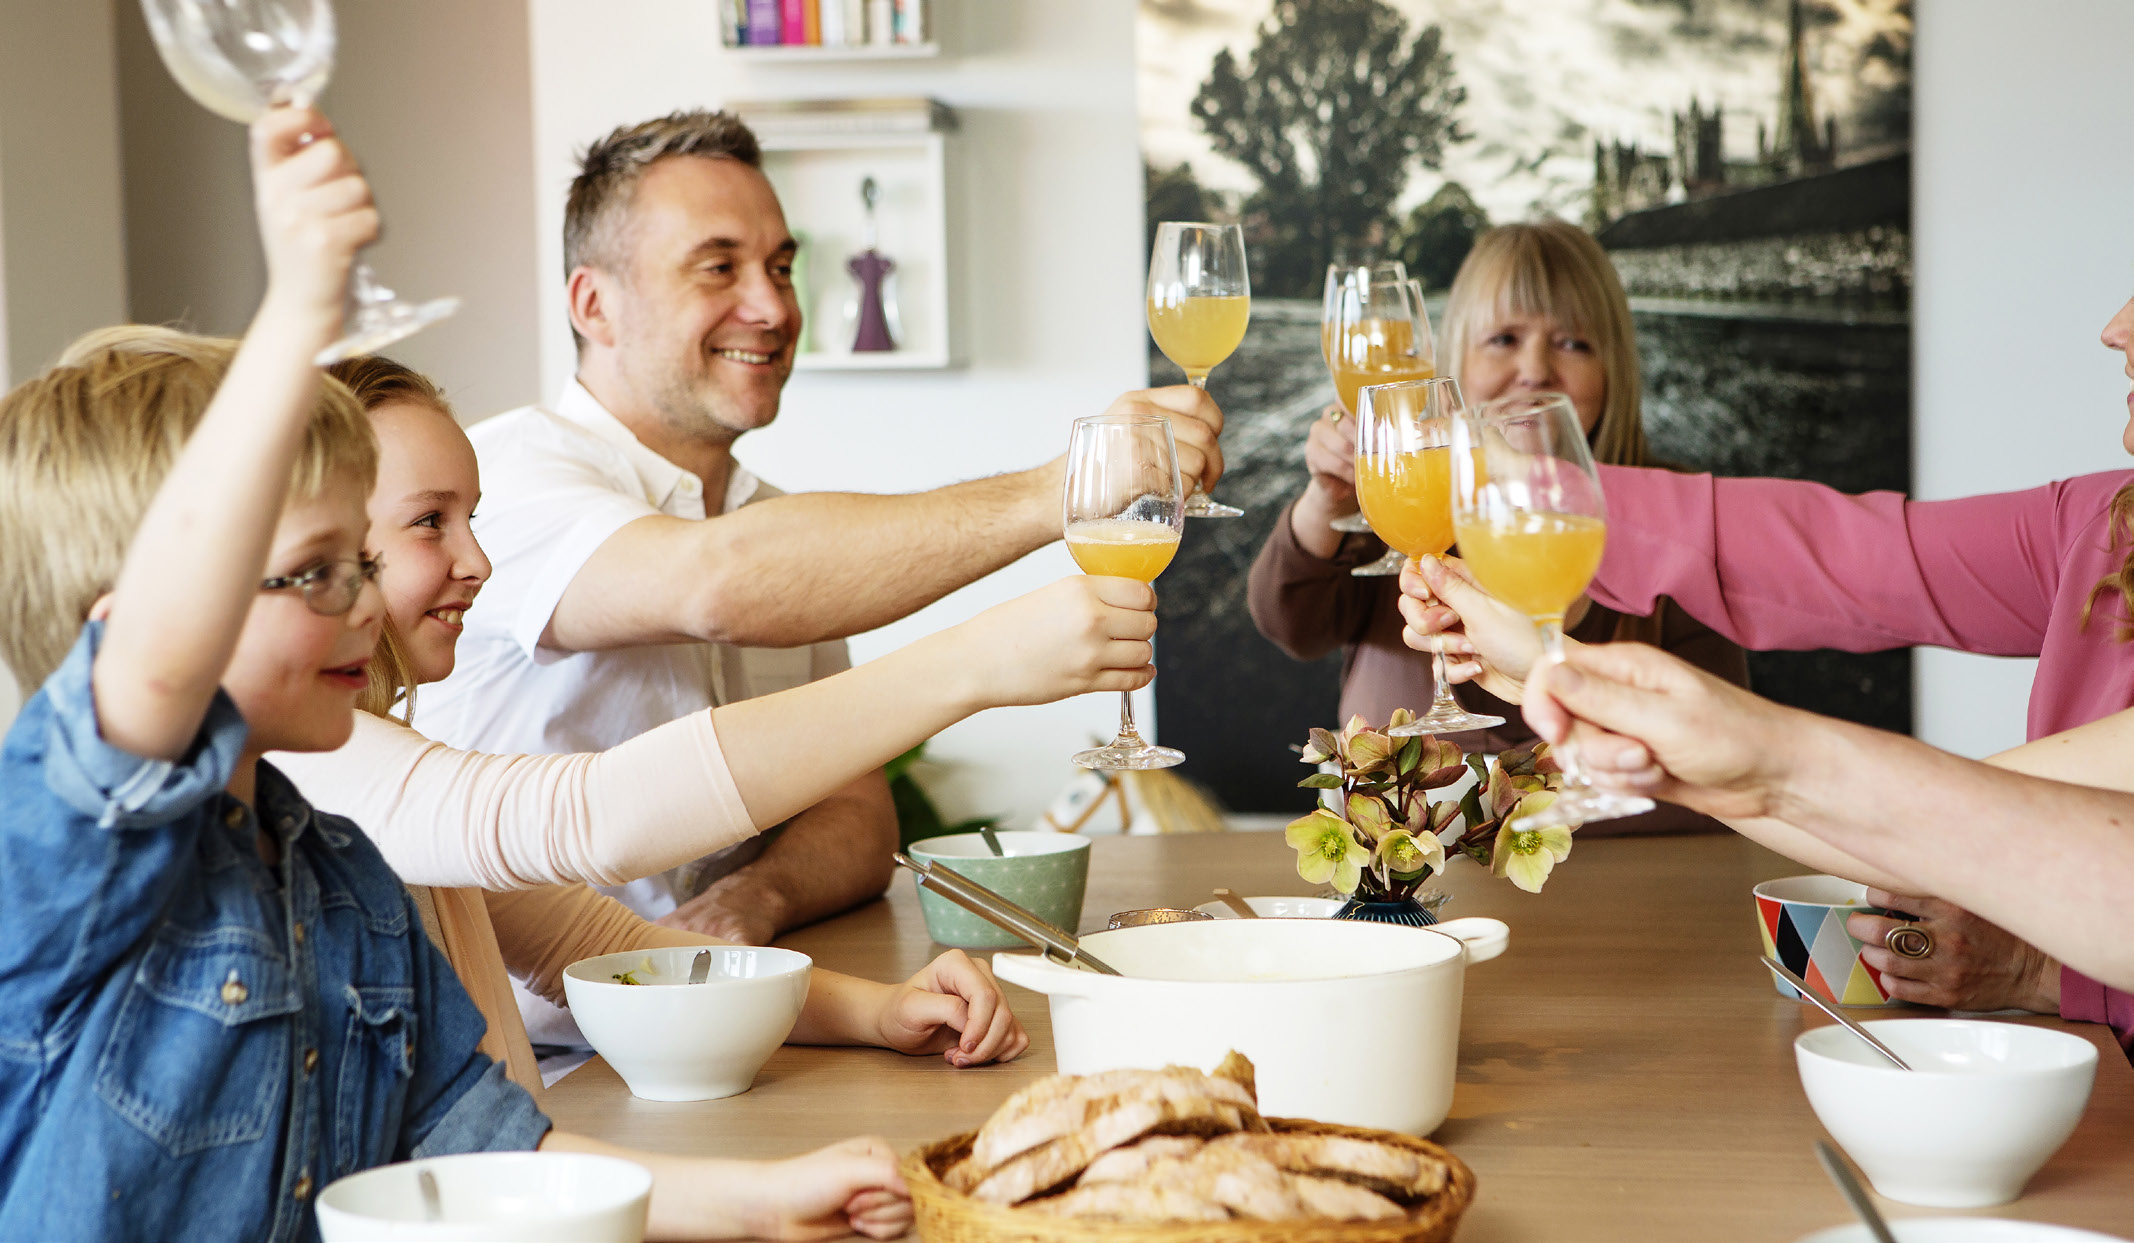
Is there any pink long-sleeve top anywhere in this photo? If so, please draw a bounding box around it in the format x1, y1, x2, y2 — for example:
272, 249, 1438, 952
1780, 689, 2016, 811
1591, 464, 2134, 1054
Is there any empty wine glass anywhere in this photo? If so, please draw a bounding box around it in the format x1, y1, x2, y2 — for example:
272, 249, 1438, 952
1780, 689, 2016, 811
1064, 412, 1186, 770
1352, 378, 1504, 736
140, 0, 460, 365
1450, 392, 1653, 830
1147, 221, 1248, 519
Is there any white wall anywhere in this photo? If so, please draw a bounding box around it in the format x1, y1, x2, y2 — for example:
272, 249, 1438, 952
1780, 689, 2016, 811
525, 0, 1151, 827
0, 0, 132, 727
1910, 0, 2134, 757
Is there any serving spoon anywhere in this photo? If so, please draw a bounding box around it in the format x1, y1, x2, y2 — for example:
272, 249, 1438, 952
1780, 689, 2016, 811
1761, 956, 1912, 1071
1815, 1140, 1900, 1243
1211, 888, 1258, 919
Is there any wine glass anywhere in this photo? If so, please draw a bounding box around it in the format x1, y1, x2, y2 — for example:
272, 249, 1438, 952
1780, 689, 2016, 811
1323, 261, 1407, 537
139, 0, 460, 366
1147, 221, 1248, 519
1064, 412, 1187, 770
1353, 378, 1504, 736
1450, 392, 1653, 829
1331, 277, 1437, 575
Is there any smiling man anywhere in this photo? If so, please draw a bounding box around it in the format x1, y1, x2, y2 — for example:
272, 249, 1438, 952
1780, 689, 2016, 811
417, 110, 1224, 1063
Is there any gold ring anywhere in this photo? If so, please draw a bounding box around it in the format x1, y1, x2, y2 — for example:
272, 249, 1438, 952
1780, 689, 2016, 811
1885, 924, 1933, 960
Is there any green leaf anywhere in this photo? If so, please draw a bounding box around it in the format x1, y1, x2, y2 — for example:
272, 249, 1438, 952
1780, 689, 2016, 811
1397, 736, 1423, 774
1297, 772, 1345, 789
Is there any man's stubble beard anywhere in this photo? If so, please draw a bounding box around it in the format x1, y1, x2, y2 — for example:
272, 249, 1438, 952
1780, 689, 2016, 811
633, 344, 784, 449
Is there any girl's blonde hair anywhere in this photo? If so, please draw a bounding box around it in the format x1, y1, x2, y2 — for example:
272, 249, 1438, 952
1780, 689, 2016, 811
1440, 220, 1651, 468
0, 325, 375, 689
324, 354, 457, 721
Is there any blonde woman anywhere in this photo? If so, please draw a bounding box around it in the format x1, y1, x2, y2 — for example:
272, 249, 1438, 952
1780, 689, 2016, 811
1247, 220, 1747, 835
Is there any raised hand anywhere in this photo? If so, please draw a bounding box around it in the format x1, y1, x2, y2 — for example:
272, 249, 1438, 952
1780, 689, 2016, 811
956, 576, 1158, 708
250, 105, 377, 335
1101, 385, 1227, 498
1397, 554, 1547, 703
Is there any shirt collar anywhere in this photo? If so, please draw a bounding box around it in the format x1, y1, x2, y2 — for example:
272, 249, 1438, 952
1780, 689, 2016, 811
553, 379, 761, 516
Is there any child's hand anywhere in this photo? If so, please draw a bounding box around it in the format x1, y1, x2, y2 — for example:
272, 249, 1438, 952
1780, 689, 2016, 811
250, 105, 377, 330
955, 576, 1157, 709
873, 949, 1029, 1067
735, 1137, 912, 1241
1398, 554, 1546, 704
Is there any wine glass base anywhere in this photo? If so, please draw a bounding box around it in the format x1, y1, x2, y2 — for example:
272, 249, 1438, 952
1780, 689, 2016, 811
1073, 741, 1186, 771
1328, 512, 1372, 533
1388, 708, 1505, 736
1349, 550, 1406, 577
1510, 789, 1655, 831
1183, 494, 1243, 519
314, 295, 463, 366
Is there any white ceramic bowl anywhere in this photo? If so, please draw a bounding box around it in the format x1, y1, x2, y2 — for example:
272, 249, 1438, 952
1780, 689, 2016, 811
563, 945, 811, 1101
1190, 896, 1345, 919
315, 1152, 652, 1242
1796, 1019, 2097, 1208
994, 915, 1507, 1135
1795, 1220, 2131, 1243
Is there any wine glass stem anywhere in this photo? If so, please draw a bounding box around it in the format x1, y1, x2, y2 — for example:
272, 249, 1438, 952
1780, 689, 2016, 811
1537, 618, 1598, 794
1183, 374, 1213, 502
1114, 690, 1142, 745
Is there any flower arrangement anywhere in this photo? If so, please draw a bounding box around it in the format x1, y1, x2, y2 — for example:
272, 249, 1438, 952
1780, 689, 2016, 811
1283, 711, 1575, 918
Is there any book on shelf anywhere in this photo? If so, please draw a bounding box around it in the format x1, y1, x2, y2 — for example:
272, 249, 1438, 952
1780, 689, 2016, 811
722, 0, 926, 48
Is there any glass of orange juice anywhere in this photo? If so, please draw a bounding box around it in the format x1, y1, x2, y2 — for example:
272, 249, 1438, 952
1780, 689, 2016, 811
1064, 412, 1187, 770
1332, 276, 1437, 574
1451, 392, 1653, 830
1148, 221, 1248, 519
1354, 377, 1505, 737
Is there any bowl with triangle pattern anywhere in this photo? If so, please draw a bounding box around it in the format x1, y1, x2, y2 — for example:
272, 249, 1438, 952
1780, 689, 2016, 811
1754, 874, 1901, 1007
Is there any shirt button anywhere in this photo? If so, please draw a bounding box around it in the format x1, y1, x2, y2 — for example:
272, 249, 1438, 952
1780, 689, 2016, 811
292, 922, 306, 945
220, 972, 248, 1006
293, 1172, 313, 1201
303, 1047, 319, 1075
224, 807, 244, 829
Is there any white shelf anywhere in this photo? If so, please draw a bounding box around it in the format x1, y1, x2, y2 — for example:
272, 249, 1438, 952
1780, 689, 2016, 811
723, 41, 940, 61
794, 348, 952, 371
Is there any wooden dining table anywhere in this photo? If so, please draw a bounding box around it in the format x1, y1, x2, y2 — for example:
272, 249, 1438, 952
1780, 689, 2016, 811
543, 831, 2134, 1240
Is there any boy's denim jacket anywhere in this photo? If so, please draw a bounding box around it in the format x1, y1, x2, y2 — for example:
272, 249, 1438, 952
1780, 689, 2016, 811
0, 624, 549, 1241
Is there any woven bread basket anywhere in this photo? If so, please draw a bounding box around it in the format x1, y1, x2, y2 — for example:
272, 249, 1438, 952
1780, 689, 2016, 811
904, 1118, 1476, 1243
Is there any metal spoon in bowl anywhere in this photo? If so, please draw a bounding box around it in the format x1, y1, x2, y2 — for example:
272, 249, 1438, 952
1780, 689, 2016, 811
687, 950, 713, 985
418, 1167, 443, 1223
1211, 888, 1258, 919
979, 825, 1006, 857
1814, 1139, 1900, 1243
1761, 956, 1912, 1071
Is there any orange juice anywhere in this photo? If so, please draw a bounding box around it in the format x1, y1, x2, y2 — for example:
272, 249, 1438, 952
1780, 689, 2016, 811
1148, 295, 1250, 378
1330, 318, 1432, 413
1354, 446, 1453, 559
1067, 519, 1182, 582
1452, 512, 1607, 621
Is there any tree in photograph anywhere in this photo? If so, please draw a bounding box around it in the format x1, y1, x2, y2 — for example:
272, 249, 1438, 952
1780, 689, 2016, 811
1145, 160, 1214, 262
1394, 182, 1489, 292
1191, 0, 1466, 296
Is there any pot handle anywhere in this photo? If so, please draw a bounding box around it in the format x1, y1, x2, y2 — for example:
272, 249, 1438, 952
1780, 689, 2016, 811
1429, 916, 1509, 965
991, 951, 1105, 996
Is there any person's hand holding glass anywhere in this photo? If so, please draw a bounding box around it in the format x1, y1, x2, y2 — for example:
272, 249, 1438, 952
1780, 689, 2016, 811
1450, 392, 1651, 829
1147, 222, 1248, 518
1064, 413, 1187, 770
1328, 276, 1437, 573
1353, 378, 1504, 736
140, 0, 460, 364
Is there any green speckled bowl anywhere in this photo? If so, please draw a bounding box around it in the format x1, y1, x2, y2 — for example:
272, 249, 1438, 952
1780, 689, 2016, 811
908, 832, 1091, 949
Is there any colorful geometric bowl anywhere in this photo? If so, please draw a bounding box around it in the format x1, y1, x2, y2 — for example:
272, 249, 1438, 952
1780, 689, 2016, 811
1754, 874, 1898, 1008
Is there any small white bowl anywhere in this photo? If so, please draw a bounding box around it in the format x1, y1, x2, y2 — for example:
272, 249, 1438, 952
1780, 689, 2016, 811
1190, 895, 1345, 919
315, 1152, 651, 1241
1796, 1019, 2097, 1208
1795, 1220, 2132, 1242
563, 945, 811, 1101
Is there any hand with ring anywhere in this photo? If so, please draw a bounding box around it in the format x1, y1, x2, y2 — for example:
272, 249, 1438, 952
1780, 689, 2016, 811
1845, 888, 2061, 1013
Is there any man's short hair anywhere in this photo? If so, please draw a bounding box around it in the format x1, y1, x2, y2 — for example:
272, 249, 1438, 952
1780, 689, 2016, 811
0, 325, 376, 688
563, 110, 763, 351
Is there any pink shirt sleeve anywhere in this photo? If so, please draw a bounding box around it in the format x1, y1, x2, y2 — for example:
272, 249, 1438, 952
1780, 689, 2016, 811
273, 710, 758, 890
1590, 466, 2069, 657
2059, 966, 2134, 1059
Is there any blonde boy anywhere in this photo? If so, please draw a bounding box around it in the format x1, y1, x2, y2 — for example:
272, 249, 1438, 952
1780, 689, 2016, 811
0, 108, 910, 1242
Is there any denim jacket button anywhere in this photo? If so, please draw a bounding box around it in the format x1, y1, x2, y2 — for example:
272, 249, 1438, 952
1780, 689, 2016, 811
220, 971, 248, 1006
223, 806, 244, 830
292, 922, 306, 945
303, 1047, 319, 1075
293, 1172, 313, 1201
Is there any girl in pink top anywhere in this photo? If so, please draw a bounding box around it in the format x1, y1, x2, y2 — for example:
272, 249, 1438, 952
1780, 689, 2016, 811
1399, 297, 2134, 1057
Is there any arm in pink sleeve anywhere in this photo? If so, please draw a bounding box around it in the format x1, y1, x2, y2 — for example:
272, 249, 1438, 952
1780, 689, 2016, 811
2059, 966, 2134, 1060
1591, 466, 2066, 657
278, 710, 759, 890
